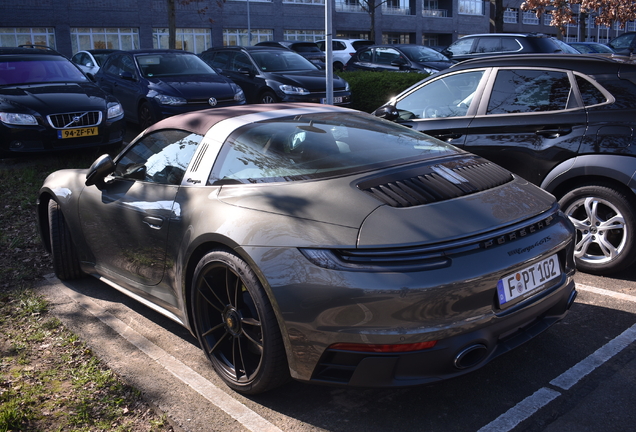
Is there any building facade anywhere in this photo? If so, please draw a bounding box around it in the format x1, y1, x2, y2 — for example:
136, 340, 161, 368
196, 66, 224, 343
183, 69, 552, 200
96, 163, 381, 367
0, 0, 633, 57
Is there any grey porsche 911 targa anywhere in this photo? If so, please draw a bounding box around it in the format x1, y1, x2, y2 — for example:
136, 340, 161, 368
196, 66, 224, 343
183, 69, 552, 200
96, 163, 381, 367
37, 103, 577, 394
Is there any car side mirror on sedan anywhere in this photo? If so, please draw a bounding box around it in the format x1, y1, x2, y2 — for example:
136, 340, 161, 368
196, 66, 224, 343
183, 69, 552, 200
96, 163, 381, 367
372, 105, 399, 121
238, 67, 254, 77
119, 71, 136, 81
85, 154, 115, 188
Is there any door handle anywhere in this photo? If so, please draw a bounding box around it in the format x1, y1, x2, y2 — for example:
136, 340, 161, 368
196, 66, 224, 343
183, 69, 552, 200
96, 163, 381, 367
143, 216, 164, 229
536, 128, 572, 138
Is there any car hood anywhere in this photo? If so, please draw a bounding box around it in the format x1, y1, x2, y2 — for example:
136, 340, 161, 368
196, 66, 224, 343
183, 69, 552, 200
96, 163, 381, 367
266, 70, 348, 91
217, 158, 556, 248
147, 75, 237, 99
0, 82, 112, 114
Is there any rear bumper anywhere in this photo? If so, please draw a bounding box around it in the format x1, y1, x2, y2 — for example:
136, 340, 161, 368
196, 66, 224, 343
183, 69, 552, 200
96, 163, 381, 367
311, 278, 576, 387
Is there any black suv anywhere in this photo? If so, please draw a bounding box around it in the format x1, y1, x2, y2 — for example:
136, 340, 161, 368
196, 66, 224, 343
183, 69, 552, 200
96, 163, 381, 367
374, 54, 636, 275
608, 32, 636, 55
441, 33, 577, 62
199, 46, 351, 105
0, 46, 125, 156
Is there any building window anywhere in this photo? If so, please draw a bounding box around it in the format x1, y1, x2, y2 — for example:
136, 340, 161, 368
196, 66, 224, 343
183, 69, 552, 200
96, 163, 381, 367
223, 29, 274, 46
283, 30, 325, 42
283, 0, 324, 4
382, 33, 412, 44
383, 0, 413, 15
458, 0, 483, 15
336, 31, 370, 39
543, 13, 553, 26
522, 11, 539, 25
0, 27, 56, 48
423, 0, 447, 17
335, 0, 365, 13
70, 28, 139, 53
153, 28, 212, 53
503, 8, 518, 23
422, 34, 439, 46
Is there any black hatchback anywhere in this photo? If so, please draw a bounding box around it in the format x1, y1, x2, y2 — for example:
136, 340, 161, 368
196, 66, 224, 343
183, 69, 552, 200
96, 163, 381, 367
345, 44, 453, 74
374, 54, 636, 275
94, 49, 246, 129
199, 46, 351, 105
0, 46, 125, 156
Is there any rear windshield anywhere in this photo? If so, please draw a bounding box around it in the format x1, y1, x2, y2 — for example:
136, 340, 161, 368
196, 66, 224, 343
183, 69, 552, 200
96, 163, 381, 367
209, 112, 456, 184
0, 56, 88, 85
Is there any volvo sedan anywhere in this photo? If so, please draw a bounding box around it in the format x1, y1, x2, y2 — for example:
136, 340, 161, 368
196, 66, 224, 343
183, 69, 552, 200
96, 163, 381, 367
38, 103, 577, 394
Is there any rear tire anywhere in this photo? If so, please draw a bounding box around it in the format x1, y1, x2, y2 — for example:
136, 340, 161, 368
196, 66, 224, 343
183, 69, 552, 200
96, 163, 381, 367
191, 250, 290, 394
559, 185, 636, 274
48, 200, 83, 280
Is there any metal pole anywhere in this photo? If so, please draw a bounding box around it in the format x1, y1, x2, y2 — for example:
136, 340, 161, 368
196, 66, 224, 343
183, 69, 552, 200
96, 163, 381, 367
325, 0, 333, 104
247, 0, 252, 45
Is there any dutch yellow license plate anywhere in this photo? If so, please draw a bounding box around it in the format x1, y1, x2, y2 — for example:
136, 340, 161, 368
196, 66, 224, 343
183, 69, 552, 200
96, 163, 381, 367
57, 127, 98, 139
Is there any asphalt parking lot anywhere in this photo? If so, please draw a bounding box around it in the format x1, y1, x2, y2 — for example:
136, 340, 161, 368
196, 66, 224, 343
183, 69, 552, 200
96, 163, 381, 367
36, 267, 636, 432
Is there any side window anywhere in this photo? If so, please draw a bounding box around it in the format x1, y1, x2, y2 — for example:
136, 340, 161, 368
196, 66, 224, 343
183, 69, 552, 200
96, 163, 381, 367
102, 54, 123, 76
576, 75, 608, 106
120, 54, 136, 75
610, 33, 636, 50
334, 41, 346, 51
395, 70, 485, 119
357, 48, 373, 62
447, 37, 474, 56
475, 38, 501, 53
487, 70, 572, 115
501, 38, 521, 52
375, 47, 402, 65
210, 51, 230, 69
114, 129, 203, 185
231, 52, 253, 72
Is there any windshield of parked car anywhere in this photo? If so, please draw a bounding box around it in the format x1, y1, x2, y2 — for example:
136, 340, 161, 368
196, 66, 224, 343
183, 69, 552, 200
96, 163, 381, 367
400, 45, 449, 62
0, 56, 89, 85
209, 112, 456, 184
136, 53, 218, 78
250, 50, 317, 72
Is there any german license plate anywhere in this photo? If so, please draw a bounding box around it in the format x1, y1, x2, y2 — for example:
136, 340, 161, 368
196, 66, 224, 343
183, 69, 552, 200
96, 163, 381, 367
321, 97, 343, 104
57, 127, 98, 139
497, 254, 561, 306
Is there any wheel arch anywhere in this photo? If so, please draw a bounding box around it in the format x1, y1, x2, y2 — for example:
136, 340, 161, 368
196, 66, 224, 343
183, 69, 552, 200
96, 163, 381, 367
181, 238, 297, 376
541, 155, 636, 200
36, 192, 55, 253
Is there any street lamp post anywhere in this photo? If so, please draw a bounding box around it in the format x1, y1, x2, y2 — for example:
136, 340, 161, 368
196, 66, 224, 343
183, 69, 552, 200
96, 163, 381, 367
325, 0, 333, 104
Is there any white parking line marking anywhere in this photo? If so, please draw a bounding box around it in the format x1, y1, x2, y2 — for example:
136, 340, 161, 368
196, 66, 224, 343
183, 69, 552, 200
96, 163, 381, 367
58, 283, 283, 432
551, 323, 636, 390
575, 283, 636, 303
476, 388, 561, 432
478, 284, 636, 432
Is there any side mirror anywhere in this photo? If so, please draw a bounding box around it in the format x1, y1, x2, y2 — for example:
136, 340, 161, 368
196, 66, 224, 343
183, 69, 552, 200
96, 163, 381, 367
373, 105, 399, 121
85, 154, 115, 188
238, 67, 254, 76
119, 71, 136, 81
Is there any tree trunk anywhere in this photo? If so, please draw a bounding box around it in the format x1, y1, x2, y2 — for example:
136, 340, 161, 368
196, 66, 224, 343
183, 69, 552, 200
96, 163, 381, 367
579, 12, 588, 42
490, 0, 504, 33
168, 0, 177, 49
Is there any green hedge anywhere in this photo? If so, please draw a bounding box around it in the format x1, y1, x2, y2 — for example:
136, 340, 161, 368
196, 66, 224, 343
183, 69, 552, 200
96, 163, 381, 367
337, 71, 428, 113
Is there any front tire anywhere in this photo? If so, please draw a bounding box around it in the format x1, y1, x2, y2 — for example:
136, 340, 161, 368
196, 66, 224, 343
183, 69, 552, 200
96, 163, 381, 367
559, 185, 636, 274
138, 101, 156, 130
48, 200, 83, 280
259, 91, 278, 104
191, 250, 289, 394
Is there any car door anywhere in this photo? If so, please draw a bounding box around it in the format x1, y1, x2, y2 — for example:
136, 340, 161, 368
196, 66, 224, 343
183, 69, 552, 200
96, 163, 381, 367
389, 69, 491, 147
459, 68, 587, 186
348, 47, 377, 71
97, 53, 140, 122
206, 50, 261, 103
78, 129, 202, 293
372, 47, 408, 72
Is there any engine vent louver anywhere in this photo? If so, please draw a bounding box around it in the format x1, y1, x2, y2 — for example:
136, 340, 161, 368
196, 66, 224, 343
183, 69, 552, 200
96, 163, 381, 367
358, 159, 513, 208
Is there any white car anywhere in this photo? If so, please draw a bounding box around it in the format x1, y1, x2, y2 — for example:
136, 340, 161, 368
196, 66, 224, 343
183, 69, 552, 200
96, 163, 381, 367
316, 38, 374, 71
71, 49, 120, 75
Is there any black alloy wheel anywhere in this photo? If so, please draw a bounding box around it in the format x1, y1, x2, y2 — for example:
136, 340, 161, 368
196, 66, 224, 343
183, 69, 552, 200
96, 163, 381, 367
259, 91, 278, 104
48, 200, 83, 280
559, 184, 636, 274
191, 250, 289, 394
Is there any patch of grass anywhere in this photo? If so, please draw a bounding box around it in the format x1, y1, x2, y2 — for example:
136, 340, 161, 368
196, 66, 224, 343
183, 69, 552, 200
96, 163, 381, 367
0, 152, 173, 431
